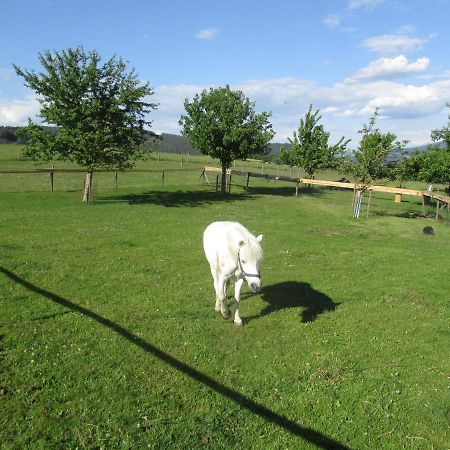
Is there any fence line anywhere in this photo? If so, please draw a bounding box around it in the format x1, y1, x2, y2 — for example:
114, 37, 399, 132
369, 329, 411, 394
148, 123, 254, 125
202, 165, 450, 220
0, 167, 199, 174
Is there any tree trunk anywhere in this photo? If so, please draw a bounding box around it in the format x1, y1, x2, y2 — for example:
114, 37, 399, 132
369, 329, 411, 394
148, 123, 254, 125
82, 169, 93, 202
221, 165, 227, 195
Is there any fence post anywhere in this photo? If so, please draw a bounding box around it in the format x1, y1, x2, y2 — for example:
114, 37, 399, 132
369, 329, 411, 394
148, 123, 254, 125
162, 170, 165, 186
115, 171, 118, 188
50, 165, 54, 191
246, 172, 250, 189
228, 174, 232, 194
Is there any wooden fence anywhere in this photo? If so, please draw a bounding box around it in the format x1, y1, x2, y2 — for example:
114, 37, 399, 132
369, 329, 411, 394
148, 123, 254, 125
202, 166, 450, 220
0, 167, 199, 191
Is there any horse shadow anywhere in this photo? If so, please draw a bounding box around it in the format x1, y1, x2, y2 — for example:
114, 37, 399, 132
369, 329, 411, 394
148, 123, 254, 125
245, 281, 340, 324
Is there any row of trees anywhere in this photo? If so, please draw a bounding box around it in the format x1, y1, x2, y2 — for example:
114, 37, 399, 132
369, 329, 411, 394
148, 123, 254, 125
11, 46, 450, 200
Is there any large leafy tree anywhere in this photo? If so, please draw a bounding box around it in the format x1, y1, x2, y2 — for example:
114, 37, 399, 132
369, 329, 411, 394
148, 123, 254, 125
280, 105, 350, 179
14, 47, 157, 201
179, 85, 274, 194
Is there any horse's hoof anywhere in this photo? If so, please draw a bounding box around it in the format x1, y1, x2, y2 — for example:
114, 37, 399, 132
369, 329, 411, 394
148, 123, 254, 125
221, 311, 231, 320
234, 319, 243, 326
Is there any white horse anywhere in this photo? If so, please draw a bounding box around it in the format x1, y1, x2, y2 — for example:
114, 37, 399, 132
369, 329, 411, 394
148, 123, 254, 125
203, 221, 263, 326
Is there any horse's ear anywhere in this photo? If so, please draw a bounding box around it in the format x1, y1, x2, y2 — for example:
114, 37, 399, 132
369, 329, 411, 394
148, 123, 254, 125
238, 240, 245, 247
256, 234, 263, 242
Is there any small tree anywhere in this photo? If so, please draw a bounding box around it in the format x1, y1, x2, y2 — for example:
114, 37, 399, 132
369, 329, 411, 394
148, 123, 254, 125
345, 109, 406, 217
280, 105, 350, 179
179, 85, 274, 194
14, 47, 157, 201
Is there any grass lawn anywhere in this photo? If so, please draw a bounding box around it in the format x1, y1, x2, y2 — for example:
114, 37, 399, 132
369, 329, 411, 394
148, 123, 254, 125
1, 144, 449, 449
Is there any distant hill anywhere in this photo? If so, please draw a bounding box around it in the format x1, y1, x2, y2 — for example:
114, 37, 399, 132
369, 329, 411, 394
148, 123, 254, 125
154, 133, 289, 160
2, 126, 445, 159
405, 141, 446, 153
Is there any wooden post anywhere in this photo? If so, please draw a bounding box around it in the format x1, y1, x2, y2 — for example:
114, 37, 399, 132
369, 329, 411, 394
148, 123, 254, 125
50, 165, 54, 191
422, 195, 426, 216
228, 174, 232, 194
162, 170, 165, 186
115, 171, 118, 188
246, 172, 250, 189
366, 190, 372, 217
295, 182, 299, 197
82, 169, 93, 203
395, 193, 402, 203
435, 200, 440, 220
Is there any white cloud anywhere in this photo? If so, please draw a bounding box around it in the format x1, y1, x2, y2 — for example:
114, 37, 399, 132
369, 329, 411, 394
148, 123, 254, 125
195, 28, 220, 40
0, 97, 40, 125
323, 14, 341, 29
348, 0, 386, 10
363, 34, 427, 54
4, 70, 449, 148
347, 55, 430, 81
150, 73, 450, 146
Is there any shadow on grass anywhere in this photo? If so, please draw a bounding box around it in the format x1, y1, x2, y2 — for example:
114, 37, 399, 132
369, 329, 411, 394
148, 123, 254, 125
246, 185, 325, 198
0, 266, 349, 450
97, 189, 255, 207
245, 281, 340, 324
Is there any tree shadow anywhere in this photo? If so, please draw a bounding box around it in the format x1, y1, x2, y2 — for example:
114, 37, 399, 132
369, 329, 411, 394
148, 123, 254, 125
0, 266, 349, 450
246, 281, 340, 324
97, 189, 255, 207
246, 185, 325, 198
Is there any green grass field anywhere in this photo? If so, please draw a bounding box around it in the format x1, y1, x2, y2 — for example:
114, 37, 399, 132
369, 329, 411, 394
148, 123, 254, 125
1, 144, 449, 449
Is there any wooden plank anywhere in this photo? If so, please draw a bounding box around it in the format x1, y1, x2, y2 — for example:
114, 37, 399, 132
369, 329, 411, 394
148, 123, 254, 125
423, 191, 450, 205
300, 178, 355, 189
369, 185, 422, 196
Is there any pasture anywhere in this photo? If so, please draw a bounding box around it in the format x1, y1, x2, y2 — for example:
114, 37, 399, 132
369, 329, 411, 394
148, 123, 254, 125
1, 144, 449, 449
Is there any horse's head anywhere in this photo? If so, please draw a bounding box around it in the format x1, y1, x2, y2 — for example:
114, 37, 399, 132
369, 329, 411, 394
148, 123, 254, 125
238, 234, 263, 292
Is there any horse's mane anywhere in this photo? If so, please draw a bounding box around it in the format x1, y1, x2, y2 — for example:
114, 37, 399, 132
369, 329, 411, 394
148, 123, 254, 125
246, 235, 263, 261
234, 222, 263, 262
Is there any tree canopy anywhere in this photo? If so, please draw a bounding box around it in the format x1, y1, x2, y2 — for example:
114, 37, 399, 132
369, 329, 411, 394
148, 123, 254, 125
14, 47, 157, 199
345, 109, 407, 190
179, 85, 274, 193
280, 105, 349, 178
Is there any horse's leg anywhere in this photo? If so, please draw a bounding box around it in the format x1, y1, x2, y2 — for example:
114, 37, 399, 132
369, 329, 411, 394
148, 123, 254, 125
211, 268, 221, 312
233, 278, 244, 326
217, 274, 230, 319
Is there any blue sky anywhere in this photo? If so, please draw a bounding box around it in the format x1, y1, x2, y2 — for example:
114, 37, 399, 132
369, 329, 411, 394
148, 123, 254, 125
1, 0, 450, 147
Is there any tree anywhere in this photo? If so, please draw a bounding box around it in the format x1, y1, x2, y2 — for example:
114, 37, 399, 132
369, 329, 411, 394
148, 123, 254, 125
344, 109, 407, 217
280, 105, 349, 179
14, 47, 157, 201
179, 85, 274, 194
405, 146, 450, 193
